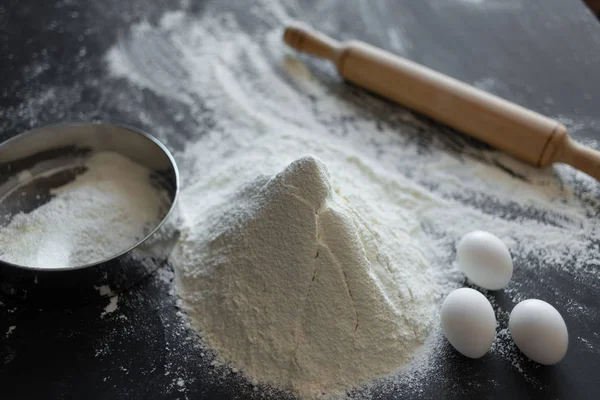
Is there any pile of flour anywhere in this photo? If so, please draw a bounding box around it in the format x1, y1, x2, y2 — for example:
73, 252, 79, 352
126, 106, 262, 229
0, 152, 166, 268
172, 155, 439, 397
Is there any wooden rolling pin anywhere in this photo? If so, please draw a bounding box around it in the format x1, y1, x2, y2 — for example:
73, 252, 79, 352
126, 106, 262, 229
284, 23, 600, 181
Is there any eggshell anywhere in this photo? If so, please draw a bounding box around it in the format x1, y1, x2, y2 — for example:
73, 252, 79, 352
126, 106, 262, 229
441, 288, 496, 358
457, 230, 513, 290
509, 299, 568, 365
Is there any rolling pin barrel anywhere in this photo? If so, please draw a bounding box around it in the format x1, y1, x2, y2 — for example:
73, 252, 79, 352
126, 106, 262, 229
284, 23, 600, 181
336, 42, 568, 167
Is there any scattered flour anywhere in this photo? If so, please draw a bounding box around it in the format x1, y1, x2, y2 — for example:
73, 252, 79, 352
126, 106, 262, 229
104, 1, 600, 398
6, 326, 16, 338
1, 0, 598, 398
106, 7, 600, 276
101, 295, 120, 318
95, 285, 115, 297
0, 152, 167, 268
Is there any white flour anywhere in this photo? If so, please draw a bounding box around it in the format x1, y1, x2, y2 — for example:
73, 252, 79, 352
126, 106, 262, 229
100, 295, 120, 318
172, 155, 439, 397
105, 1, 600, 398
0, 152, 166, 268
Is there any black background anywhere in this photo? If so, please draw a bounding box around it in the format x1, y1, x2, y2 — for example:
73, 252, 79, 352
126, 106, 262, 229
1, 0, 600, 399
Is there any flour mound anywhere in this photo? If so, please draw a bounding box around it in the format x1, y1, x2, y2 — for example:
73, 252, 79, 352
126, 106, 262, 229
173, 156, 437, 397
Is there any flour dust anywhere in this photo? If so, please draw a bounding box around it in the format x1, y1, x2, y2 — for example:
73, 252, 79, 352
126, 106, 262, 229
73, 0, 600, 397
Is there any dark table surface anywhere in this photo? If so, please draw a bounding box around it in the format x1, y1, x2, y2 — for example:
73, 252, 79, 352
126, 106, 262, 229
1, 0, 600, 399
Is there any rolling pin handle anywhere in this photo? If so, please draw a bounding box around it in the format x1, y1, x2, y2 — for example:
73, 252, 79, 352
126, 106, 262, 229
283, 23, 341, 62
554, 136, 600, 181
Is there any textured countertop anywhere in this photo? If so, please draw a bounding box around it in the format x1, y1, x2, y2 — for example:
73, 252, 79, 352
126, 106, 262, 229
1, 0, 600, 398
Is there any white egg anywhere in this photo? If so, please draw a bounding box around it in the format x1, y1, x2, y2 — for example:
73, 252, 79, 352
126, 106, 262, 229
440, 288, 496, 358
457, 230, 513, 290
509, 299, 568, 365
